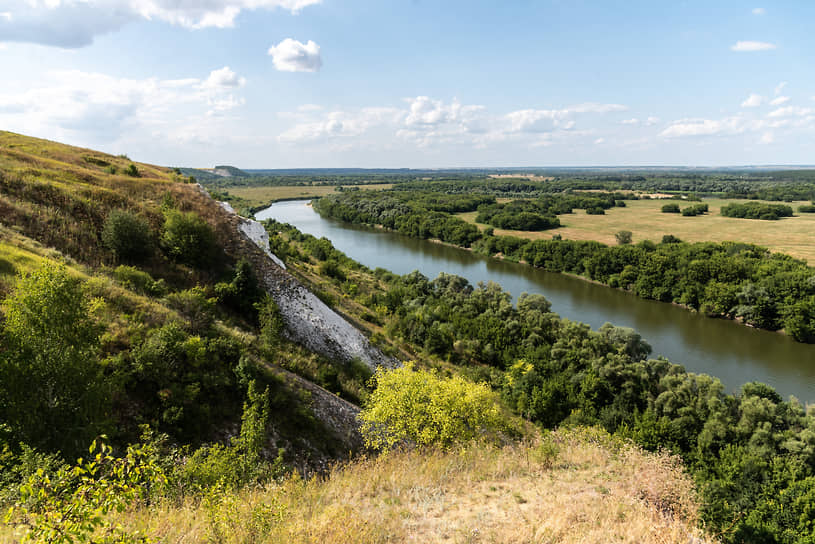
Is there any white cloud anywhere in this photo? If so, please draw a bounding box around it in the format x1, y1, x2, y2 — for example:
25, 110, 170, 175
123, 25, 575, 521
203, 66, 246, 89
775, 82, 788, 95
760, 132, 774, 144
645, 116, 660, 126
660, 117, 744, 138
731, 40, 777, 52
267, 38, 322, 72
752, 7, 766, 15
621, 118, 639, 125
277, 97, 626, 152
0, 0, 321, 48
594, 138, 605, 144
768, 106, 814, 118
741, 93, 763, 107
566, 102, 627, 114
297, 103, 323, 112
0, 67, 246, 145
769, 96, 789, 106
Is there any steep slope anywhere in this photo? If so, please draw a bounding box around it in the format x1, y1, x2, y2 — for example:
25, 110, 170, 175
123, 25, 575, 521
0, 130, 390, 463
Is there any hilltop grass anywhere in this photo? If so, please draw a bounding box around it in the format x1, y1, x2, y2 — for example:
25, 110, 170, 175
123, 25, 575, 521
457, 197, 815, 263
227, 183, 394, 208
59, 428, 712, 544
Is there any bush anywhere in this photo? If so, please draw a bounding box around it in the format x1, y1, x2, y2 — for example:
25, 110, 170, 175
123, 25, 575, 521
661, 203, 680, 213
124, 163, 141, 177
359, 364, 515, 451
102, 210, 152, 262
798, 204, 815, 213
615, 230, 633, 245
161, 210, 217, 267
113, 265, 167, 296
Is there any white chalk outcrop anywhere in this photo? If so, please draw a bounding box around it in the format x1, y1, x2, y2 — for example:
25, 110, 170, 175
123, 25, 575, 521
218, 200, 398, 371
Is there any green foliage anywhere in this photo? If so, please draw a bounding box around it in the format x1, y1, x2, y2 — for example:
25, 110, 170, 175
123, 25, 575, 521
661, 203, 681, 213
160, 210, 217, 267
258, 296, 285, 350
614, 230, 632, 245
164, 287, 216, 334
721, 201, 794, 220
0, 265, 107, 454
124, 163, 140, 177
173, 381, 286, 492
359, 364, 514, 451
113, 265, 167, 297
798, 204, 815, 213
4, 440, 166, 543
214, 259, 263, 320
101, 210, 153, 263
681, 203, 708, 216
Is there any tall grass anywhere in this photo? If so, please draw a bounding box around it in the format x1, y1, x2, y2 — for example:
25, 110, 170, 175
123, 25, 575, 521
110, 428, 712, 544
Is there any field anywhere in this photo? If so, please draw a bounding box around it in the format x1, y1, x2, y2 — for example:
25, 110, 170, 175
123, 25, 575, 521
227, 183, 393, 207
458, 197, 815, 264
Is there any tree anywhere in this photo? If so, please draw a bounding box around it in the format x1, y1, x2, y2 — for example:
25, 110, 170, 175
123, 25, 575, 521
0, 265, 106, 454
101, 210, 152, 262
615, 230, 633, 245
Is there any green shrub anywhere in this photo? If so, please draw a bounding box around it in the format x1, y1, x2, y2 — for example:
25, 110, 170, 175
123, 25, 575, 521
661, 203, 680, 213
102, 210, 152, 262
161, 210, 217, 267
165, 287, 216, 334
114, 265, 167, 296
359, 363, 515, 451
124, 163, 140, 177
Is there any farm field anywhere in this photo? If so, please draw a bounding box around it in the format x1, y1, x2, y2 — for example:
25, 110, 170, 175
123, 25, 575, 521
227, 183, 393, 207
457, 197, 815, 264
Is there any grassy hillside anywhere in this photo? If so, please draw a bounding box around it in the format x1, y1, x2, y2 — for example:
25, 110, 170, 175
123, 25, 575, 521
0, 130, 367, 463
0, 429, 711, 544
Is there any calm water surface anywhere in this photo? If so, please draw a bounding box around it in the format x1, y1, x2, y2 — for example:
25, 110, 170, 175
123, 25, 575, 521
257, 200, 815, 402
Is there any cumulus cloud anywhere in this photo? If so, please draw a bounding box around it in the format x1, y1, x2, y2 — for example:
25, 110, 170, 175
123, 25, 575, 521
769, 96, 790, 106
0, 67, 247, 144
752, 7, 766, 15
267, 38, 322, 72
741, 93, 763, 107
660, 117, 744, 138
621, 118, 639, 125
277, 97, 626, 151
0, 0, 321, 48
645, 116, 660, 126
203, 66, 246, 89
731, 40, 777, 52
760, 132, 774, 144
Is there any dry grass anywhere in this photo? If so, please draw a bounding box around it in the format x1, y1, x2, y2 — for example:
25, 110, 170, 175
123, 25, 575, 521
102, 428, 712, 544
228, 184, 394, 207
458, 197, 815, 263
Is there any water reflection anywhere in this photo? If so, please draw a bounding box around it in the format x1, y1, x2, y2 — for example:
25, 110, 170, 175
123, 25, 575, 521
257, 200, 815, 402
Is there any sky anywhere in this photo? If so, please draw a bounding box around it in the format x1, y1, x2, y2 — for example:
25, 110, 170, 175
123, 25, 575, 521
1, 1, 814, 168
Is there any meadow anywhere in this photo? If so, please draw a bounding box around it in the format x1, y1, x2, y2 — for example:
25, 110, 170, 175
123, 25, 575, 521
458, 197, 815, 263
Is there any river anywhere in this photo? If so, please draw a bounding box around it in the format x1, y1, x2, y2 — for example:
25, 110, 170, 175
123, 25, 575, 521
256, 200, 815, 403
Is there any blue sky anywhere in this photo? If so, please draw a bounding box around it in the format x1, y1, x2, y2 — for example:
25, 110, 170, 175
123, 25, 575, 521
1, 1, 814, 168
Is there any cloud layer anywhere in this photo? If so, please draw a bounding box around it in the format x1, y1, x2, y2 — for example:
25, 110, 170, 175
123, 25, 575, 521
0, 0, 321, 47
